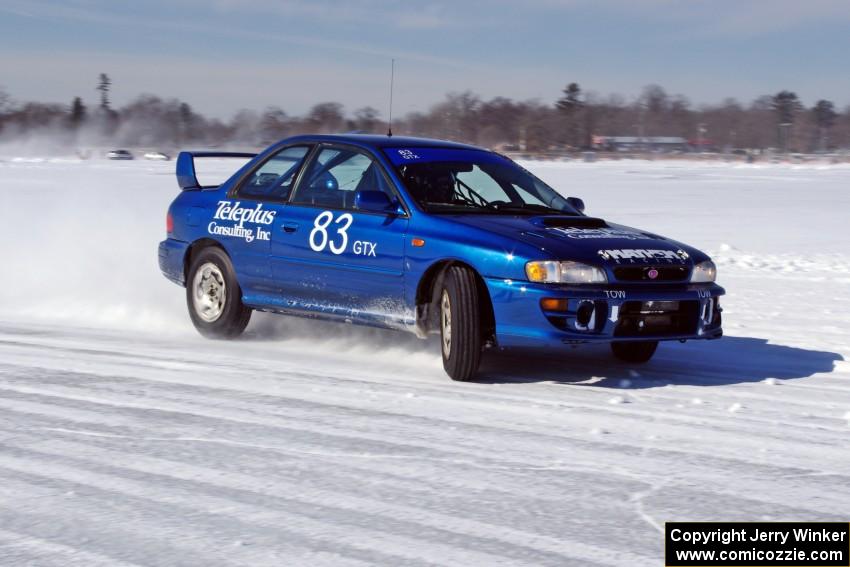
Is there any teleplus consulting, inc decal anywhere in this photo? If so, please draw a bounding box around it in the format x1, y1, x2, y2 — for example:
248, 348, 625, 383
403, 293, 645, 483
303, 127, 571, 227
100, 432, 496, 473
208, 201, 275, 243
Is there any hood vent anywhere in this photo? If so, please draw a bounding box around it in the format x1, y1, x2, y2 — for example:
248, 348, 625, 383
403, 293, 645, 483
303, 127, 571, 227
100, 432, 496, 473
531, 216, 609, 229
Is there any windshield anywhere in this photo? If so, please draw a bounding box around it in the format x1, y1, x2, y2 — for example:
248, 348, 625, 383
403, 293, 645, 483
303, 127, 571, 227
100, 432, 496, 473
385, 147, 579, 215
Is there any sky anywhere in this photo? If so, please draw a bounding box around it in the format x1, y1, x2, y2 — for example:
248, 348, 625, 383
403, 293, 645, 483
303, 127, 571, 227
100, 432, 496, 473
1, 0, 849, 119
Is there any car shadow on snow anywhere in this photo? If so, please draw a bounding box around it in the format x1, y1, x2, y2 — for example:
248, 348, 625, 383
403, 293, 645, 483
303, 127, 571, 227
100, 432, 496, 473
475, 336, 844, 388
245, 314, 842, 388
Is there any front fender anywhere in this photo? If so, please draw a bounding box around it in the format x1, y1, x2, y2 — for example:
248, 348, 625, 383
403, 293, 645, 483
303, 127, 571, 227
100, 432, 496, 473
403, 216, 546, 309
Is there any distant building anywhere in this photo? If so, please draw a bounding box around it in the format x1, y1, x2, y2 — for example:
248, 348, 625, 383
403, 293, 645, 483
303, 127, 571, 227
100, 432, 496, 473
687, 138, 716, 151
592, 136, 689, 152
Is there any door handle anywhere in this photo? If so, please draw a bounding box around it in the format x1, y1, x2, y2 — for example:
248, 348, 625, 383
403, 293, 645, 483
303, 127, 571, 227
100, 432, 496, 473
282, 222, 299, 233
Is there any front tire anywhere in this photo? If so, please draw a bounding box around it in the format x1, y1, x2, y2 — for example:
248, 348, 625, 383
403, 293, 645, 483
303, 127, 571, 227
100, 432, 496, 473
440, 266, 483, 381
186, 246, 251, 339
611, 340, 658, 363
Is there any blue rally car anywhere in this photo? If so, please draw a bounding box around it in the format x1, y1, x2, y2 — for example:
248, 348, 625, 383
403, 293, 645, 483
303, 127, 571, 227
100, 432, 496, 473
159, 134, 723, 381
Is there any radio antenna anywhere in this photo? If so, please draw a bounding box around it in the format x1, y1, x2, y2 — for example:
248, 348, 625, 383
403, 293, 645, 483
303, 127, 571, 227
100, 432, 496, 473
387, 58, 394, 137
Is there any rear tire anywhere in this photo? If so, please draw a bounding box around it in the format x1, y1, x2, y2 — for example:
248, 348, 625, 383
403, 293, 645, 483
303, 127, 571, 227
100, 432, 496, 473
611, 340, 658, 363
186, 246, 251, 339
440, 266, 483, 381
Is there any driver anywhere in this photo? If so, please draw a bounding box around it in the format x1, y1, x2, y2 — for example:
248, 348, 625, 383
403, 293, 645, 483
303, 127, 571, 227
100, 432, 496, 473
402, 165, 456, 205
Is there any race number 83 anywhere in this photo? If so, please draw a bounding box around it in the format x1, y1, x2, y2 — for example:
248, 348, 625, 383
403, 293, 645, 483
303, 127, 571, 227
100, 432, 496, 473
309, 211, 353, 255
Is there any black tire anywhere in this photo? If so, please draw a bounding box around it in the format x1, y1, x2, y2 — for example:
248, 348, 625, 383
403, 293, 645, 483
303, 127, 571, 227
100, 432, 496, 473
439, 266, 483, 381
186, 246, 251, 339
611, 340, 658, 363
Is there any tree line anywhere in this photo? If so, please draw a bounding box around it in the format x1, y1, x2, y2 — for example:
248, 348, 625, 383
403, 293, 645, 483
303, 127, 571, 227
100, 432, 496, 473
0, 74, 848, 154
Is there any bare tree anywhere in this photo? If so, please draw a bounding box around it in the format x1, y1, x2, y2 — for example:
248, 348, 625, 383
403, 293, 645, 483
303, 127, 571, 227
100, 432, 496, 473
353, 106, 380, 133
306, 102, 345, 133
477, 97, 523, 148
228, 109, 261, 143
735, 95, 774, 149
5, 102, 66, 130
428, 91, 482, 143
0, 87, 10, 114
260, 106, 289, 143
2, 76, 850, 156
639, 84, 669, 137
811, 100, 837, 151
668, 95, 694, 139
179, 102, 202, 143
69, 97, 86, 128
0, 87, 11, 134
840, 105, 850, 149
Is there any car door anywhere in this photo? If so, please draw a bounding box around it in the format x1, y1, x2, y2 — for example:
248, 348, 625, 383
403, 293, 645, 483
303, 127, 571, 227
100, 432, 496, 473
221, 144, 312, 297
270, 144, 409, 319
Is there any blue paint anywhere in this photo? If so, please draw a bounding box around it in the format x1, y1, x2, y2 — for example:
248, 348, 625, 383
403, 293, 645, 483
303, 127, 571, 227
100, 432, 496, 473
160, 134, 724, 348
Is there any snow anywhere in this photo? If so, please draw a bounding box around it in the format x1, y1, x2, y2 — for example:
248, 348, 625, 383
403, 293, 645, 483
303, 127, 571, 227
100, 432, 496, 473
0, 156, 848, 565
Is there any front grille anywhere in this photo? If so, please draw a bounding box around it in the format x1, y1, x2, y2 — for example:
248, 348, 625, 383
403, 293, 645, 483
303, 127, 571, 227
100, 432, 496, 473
614, 300, 698, 337
613, 265, 689, 282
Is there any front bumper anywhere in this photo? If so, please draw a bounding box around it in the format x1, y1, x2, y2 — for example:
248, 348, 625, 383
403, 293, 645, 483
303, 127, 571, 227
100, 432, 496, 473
484, 277, 724, 349
158, 238, 190, 286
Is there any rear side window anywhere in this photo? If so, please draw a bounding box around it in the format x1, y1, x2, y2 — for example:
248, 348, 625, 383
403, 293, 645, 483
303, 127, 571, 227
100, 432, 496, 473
237, 145, 310, 201
290, 146, 394, 210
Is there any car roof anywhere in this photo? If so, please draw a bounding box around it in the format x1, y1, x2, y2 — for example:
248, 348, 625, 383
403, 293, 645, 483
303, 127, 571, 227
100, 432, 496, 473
276, 134, 486, 152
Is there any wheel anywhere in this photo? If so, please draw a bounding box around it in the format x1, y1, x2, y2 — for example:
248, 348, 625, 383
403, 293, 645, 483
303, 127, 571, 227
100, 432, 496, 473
440, 266, 483, 381
610, 341, 658, 363
186, 246, 251, 339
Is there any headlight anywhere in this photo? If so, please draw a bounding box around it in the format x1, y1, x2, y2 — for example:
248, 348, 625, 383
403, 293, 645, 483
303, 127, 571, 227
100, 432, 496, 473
690, 260, 717, 283
526, 261, 608, 284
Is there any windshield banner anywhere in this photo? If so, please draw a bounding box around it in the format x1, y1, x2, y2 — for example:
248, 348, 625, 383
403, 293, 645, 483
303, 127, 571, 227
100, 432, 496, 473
384, 147, 508, 167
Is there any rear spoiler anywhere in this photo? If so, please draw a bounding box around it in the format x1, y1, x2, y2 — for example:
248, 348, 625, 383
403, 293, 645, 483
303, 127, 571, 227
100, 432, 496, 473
176, 151, 257, 190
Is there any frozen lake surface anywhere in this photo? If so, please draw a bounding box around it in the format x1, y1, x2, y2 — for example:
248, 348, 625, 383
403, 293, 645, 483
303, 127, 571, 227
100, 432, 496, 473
0, 156, 848, 565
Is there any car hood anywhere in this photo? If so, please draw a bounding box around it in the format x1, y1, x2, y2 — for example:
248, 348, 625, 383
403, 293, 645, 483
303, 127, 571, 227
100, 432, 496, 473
445, 214, 708, 266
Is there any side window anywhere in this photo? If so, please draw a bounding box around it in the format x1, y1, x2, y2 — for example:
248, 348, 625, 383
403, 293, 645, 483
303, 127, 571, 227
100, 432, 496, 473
290, 146, 393, 210
238, 145, 310, 200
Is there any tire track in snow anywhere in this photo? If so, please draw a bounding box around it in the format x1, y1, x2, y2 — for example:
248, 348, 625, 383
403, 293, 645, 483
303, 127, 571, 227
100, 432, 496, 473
0, 528, 142, 567
0, 443, 638, 566
0, 338, 846, 457
0, 382, 844, 556
0, 361, 847, 477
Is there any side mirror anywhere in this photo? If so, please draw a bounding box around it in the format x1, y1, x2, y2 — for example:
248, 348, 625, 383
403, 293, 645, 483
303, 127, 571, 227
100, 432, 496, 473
567, 196, 585, 213
355, 190, 402, 214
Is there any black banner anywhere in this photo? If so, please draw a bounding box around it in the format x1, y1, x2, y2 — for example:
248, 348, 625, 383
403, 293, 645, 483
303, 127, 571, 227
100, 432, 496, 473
665, 522, 850, 566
